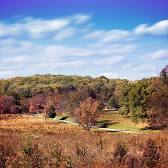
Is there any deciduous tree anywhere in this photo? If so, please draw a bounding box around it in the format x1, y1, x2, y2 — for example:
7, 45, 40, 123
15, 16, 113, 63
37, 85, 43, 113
160, 64, 168, 85
0, 96, 15, 114
147, 78, 168, 129
74, 97, 101, 130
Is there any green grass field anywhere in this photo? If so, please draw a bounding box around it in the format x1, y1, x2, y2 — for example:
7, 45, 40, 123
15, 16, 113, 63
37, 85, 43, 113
97, 111, 160, 133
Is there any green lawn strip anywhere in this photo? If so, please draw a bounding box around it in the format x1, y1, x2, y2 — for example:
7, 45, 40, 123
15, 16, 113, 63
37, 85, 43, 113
108, 123, 142, 132
55, 113, 76, 122
54, 112, 160, 133
98, 111, 151, 133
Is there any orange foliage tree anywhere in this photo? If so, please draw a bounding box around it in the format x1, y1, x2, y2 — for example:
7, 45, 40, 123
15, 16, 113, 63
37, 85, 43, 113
75, 97, 101, 130
44, 94, 62, 119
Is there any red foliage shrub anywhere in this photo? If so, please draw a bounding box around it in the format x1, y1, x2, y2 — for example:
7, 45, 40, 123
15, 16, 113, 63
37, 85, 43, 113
0, 95, 15, 114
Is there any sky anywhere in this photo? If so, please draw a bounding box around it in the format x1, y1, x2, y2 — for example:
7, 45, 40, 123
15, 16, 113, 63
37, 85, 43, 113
0, 0, 168, 80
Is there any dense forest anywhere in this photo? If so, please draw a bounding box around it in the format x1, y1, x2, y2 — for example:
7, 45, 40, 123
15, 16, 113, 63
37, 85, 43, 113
0, 65, 168, 129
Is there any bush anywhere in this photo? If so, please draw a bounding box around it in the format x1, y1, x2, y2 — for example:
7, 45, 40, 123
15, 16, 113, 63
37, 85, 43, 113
119, 106, 129, 116
142, 139, 160, 168
51, 145, 72, 168
130, 106, 146, 123
112, 141, 128, 165
45, 104, 56, 119
0, 145, 15, 168
47, 109, 56, 119
126, 155, 139, 168
108, 96, 119, 109
24, 144, 43, 168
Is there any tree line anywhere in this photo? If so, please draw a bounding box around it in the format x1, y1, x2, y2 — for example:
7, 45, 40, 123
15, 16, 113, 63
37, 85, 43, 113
0, 65, 168, 129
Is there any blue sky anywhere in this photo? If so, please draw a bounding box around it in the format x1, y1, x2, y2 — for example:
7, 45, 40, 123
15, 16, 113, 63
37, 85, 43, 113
0, 0, 168, 80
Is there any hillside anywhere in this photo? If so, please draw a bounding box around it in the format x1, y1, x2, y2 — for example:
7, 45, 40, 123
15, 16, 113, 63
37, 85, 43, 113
0, 74, 128, 102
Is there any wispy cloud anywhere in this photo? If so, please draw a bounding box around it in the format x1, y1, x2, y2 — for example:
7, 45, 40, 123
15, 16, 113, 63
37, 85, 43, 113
95, 56, 124, 65
84, 29, 131, 43
134, 20, 168, 36
145, 49, 168, 60
0, 14, 91, 40
0, 14, 167, 79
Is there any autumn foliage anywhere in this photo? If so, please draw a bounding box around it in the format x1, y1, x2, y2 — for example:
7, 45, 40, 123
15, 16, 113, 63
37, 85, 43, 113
147, 78, 168, 129
28, 94, 46, 113
0, 96, 16, 114
75, 97, 101, 130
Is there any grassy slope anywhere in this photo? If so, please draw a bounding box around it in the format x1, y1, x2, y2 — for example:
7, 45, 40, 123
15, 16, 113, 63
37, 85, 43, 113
97, 111, 159, 133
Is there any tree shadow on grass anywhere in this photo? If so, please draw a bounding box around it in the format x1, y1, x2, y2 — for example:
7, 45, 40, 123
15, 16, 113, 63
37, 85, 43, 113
96, 120, 118, 128
141, 125, 164, 131
60, 116, 69, 120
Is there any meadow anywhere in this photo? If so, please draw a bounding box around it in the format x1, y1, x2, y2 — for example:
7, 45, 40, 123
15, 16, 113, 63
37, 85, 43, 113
0, 113, 168, 168
0, 70, 168, 168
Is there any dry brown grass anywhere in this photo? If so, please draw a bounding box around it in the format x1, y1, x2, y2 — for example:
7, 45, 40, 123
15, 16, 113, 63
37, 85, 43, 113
0, 114, 78, 133
0, 114, 168, 168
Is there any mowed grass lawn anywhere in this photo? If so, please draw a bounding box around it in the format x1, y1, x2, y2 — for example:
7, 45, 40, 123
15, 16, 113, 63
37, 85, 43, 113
97, 111, 159, 133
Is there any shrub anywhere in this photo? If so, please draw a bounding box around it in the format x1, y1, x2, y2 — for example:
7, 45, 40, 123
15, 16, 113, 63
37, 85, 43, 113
20, 143, 44, 168
119, 106, 129, 116
108, 96, 119, 109
0, 145, 15, 168
51, 145, 72, 168
112, 141, 128, 165
76, 146, 87, 158
142, 139, 160, 168
126, 155, 139, 168
46, 105, 56, 119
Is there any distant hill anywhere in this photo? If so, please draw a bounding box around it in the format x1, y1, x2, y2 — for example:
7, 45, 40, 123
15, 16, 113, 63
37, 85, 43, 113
0, 74, 128, 101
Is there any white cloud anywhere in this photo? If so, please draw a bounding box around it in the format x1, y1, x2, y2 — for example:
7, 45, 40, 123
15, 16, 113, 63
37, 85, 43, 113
100, 64, 158, 80
54, 28, 76, 41
95, 56, 124, 65
83, 30, 105, 39
3, 55, 28, 63
25, 18, 70, 39
122, 63, 134, 68
0, 23, 20, 37
71, 14, 91, 24
96, 44, 135, 55
0, 67, 19, 72
100, 30, 131, 43
83, 29, 131, 43
145, 49, 168, 60
40, 45, 95, 59
0, 14, 167, 79
0, 14, 91, 39
132, 64, 156, 72
134, 20, 168, 36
